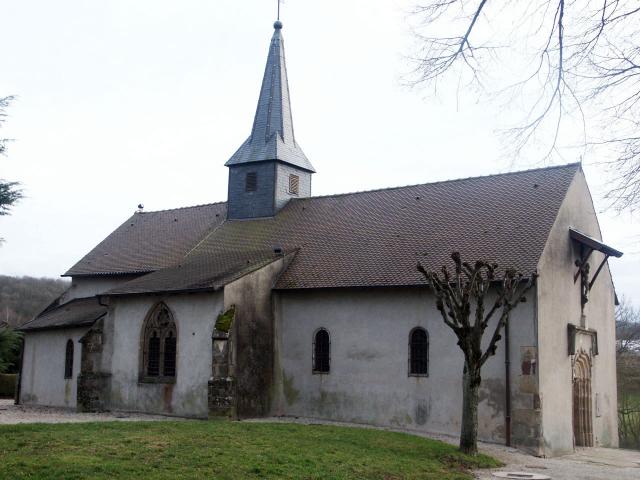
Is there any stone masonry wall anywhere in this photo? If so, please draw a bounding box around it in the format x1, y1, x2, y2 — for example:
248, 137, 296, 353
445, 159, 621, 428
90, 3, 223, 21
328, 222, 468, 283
77, 318, 111, 412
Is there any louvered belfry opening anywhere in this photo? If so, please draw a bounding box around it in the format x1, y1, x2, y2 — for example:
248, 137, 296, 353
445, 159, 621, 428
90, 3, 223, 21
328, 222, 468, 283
573, 352, 594, 447
289, 174, 299, 195
245, 172, 258, 192
141, 303, 177, 381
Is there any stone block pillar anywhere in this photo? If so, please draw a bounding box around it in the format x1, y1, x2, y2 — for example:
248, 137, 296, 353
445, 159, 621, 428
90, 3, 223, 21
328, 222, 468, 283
208, 307, 236, 418
77, 318, 111, 412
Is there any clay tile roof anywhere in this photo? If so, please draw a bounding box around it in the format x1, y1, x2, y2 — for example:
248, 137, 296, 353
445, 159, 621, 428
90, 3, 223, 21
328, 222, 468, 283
193, 163, 581, 289
105, 250, 293, 296
20, 297, 107, 332
64, 202, 227, 276
63, 163, 580, 292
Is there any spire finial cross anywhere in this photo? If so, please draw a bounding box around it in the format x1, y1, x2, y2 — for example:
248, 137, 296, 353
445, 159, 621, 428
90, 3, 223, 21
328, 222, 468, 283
277, 0, 281, 20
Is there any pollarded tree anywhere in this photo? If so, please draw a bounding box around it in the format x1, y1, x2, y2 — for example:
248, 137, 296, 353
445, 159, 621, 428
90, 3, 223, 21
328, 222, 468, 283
417, 252, 536, 455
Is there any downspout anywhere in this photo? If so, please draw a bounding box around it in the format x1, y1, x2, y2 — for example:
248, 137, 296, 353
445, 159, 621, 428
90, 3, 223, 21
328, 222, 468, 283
505, 316, 512, 446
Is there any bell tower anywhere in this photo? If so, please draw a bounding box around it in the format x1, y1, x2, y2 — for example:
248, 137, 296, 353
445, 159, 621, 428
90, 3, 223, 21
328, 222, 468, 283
225, 21, 315, 219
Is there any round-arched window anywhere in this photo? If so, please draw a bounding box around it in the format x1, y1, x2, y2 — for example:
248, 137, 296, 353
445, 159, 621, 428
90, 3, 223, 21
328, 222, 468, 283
409, 328, 429, 376
313, 328, 330, 373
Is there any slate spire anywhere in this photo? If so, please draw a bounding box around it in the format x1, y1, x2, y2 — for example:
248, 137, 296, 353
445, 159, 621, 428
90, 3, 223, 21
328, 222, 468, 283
225, 21, 315, 172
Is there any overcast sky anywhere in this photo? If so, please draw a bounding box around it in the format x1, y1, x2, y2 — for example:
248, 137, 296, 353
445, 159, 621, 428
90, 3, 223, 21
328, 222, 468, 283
1, 0, 638, 304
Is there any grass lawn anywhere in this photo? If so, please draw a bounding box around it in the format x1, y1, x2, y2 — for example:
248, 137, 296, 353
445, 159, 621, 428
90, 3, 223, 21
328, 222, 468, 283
0, 420, 500, 479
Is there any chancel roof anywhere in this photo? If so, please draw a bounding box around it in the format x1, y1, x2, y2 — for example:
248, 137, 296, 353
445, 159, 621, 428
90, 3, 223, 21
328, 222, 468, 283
20, 297, 107, 332
65, 202, 227, 276
66, 163, 581, 294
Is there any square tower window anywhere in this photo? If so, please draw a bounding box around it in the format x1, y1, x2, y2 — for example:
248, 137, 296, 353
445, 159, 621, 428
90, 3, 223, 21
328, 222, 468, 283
289, 174, 300, 195
245, 172, 257, 192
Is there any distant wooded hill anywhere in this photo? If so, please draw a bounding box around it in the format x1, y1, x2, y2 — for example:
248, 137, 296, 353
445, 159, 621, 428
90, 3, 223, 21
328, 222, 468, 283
0, 275, 69, 328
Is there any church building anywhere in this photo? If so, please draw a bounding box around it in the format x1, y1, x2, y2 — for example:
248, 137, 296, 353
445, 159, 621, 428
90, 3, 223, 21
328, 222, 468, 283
18, 20, 622, 457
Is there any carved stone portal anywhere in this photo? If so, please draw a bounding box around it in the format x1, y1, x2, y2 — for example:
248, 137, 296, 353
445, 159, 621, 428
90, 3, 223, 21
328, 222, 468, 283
573, 352, 593, 447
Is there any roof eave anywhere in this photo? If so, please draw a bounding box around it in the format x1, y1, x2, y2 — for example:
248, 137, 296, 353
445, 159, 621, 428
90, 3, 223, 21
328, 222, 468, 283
19, 313, 107, 333
102, 285, 221, 298
569, 228, 623, 258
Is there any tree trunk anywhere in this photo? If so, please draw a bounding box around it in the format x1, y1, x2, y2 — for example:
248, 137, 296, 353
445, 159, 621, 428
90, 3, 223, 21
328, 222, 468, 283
460, 363, 481, 455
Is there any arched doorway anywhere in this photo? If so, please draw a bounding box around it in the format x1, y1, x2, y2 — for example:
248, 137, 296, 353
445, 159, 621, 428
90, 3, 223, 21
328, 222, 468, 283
573, 352, 593, 447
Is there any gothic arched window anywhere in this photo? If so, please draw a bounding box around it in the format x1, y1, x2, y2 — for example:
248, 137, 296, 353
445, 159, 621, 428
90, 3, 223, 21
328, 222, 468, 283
64, 339, 74, 379
313, 328, 330, 373
141, 303, 177, 382
409, 328, 429, 376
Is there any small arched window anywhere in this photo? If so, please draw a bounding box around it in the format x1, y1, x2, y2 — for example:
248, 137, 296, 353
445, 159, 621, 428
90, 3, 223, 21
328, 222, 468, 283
141, 303, 177, 381
313, 328, 330, 373
409, 328, 429, 376
64, 339, 74, 379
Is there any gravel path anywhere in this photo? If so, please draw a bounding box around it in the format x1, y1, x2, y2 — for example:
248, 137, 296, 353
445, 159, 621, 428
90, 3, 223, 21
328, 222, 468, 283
0, 399, 178, 424
2, 401, 639, 479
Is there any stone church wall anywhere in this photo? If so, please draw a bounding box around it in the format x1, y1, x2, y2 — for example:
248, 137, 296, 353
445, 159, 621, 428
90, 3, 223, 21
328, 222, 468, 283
19, 327, 87, 408
272, 287, 537, 448
105, 292, 223, 417
537, 170, 618, 456
223, 254, 293, 417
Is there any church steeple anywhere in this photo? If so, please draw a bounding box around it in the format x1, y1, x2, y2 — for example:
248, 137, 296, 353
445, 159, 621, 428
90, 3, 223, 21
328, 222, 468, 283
226, 21, 315, 220
225, 21, 315, 173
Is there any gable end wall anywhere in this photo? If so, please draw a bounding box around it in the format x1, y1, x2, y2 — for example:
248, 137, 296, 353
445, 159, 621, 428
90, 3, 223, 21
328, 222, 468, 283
536, 170, 618, 455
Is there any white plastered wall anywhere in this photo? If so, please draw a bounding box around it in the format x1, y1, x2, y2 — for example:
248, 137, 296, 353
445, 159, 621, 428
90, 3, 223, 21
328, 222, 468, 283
103, 291, 223, 417
537, 169, 618, 455
272, 287, 537, 447
20, 327, 87, 408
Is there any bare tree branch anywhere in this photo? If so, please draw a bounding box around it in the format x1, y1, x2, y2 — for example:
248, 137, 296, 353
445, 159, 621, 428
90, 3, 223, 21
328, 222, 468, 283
410, 0, 640, 212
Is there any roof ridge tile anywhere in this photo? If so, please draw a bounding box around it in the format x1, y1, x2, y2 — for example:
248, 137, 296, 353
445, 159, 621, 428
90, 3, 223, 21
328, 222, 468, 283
138, 200, 227, 214
294, 162, 580, 202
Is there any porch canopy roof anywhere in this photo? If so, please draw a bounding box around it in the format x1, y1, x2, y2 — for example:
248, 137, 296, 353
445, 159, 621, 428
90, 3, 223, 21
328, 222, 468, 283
569, 228, 623, 258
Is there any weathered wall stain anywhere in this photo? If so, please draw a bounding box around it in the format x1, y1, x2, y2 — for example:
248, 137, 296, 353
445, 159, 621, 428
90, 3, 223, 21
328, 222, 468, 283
414, 400, 430, 425
162, 383, 174, 413
346, 349, 381, 361
282, 371, 300, 406
520, 346, 537, 375
64, 380, 71, 405
478, 378, 506, 418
